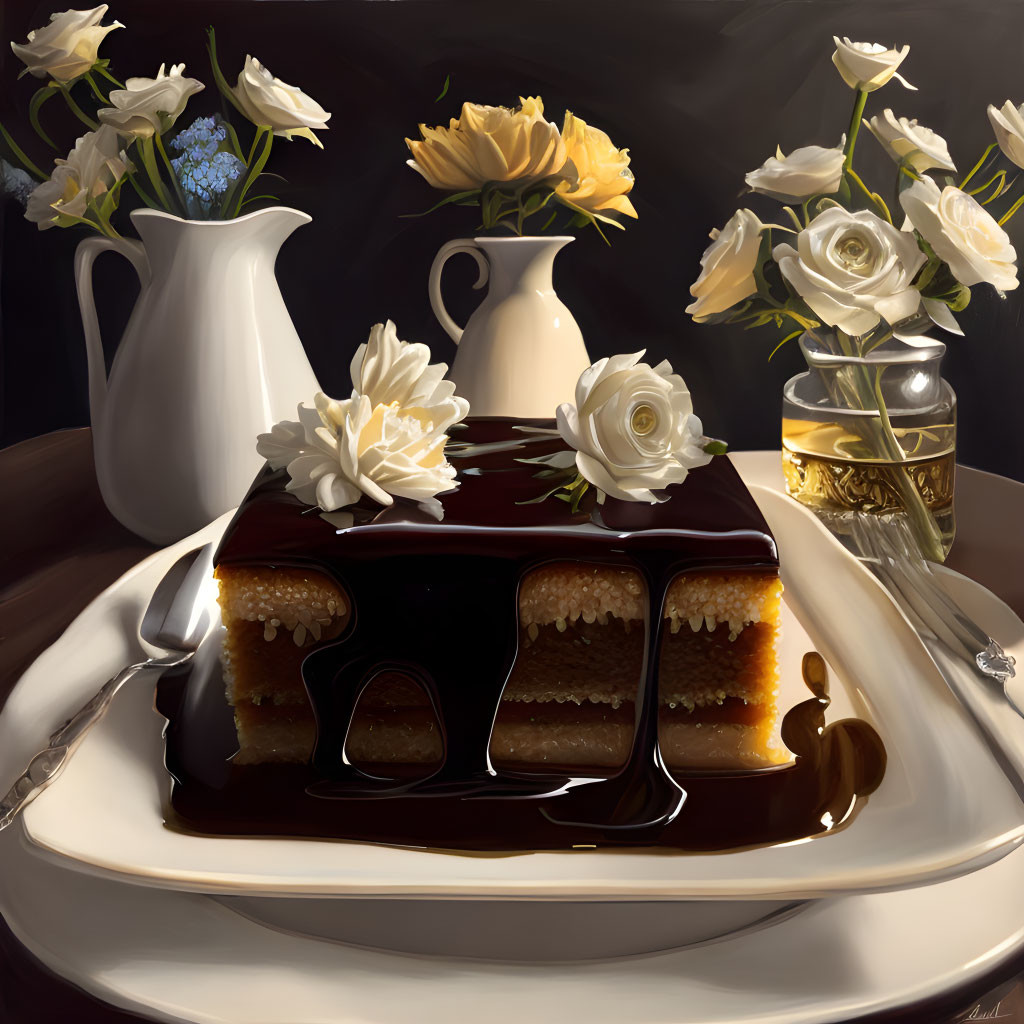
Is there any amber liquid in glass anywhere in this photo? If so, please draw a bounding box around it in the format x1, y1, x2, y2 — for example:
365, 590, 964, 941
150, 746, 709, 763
782, 418, 956, 557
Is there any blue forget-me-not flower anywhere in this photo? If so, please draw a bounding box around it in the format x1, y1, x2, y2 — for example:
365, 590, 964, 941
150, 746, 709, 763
169, 115, 245, 218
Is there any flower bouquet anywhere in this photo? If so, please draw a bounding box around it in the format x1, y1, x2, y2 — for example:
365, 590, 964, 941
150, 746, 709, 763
2, 4, 330, 235
685, 36, 1023, 561
405, 96, 637, 240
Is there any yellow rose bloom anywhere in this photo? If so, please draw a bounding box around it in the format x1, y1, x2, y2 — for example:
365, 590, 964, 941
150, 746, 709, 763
405, 96, 566, 191
556, 111, 637, 219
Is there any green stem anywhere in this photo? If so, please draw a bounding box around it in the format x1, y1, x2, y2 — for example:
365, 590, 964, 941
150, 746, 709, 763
139, 136, 174, 211
998, 192, 1024, 226
847, 167, 892, 221
843, 89, 869, 172
60, 86, 99, 130
0, 120, 47, 180
959, 142, 996, 190
83, 72, 109, 105
155, 132, 188, 215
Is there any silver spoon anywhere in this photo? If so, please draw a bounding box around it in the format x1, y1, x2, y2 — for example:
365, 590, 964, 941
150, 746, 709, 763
0, 543, 215, 832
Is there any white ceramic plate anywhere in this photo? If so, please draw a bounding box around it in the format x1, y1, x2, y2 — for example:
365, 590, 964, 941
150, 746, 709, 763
5, 467, 1024, 899
5, 814, 1024, 1024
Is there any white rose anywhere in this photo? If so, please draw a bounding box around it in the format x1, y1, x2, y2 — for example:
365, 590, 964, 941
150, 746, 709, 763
25, 124, 130, 229
97, 63, 204, 139
11, 5, 122, 82
556, 352, 712, 504
987, 101, 1024, 170
685, 209, 763, 321
744, 138, 846, 203
231, 56, 331, 147
832, 37, 916, 92
773, 207, 926, 336
865, 110, 956, 173
900, 177, 1018, 293
257, 321, 468, 517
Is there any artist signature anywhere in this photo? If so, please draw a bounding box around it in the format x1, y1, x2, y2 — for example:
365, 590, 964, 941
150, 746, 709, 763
956, 1001, 1014, 1021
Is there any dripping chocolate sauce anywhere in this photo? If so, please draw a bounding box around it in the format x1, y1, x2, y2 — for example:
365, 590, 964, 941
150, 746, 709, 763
157, 418, 886, 852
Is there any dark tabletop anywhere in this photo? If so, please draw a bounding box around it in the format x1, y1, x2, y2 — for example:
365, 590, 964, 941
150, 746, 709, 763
2, 428, 1023, 1024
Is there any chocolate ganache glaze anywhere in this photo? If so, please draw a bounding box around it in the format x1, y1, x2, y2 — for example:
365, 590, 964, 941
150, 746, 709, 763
158, 418, 885, 851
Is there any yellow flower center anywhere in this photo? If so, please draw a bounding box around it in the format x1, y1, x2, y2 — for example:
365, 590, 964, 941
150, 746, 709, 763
630, 403, 658, 436
835, 233, 874, 273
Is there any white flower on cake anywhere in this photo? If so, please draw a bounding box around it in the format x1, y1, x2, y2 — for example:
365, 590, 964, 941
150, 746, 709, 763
98, 63, 205, 139
988, 101, 1024, 170
231, 55, 331, 147
831, 37, 915, 92
865, 111, 955, 174
744, 139, 846, 203
900, 177, 1018, 293
256, 320, 469, 520
25, 125, 130, 229
686, 208, 763, 321
555, 352, 713, 504
11, 5, 123, 82
405, 96, 566, 191
772, 207, 926, 336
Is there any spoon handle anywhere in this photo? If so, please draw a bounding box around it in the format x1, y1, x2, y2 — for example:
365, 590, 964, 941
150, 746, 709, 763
0, 653, 188, 833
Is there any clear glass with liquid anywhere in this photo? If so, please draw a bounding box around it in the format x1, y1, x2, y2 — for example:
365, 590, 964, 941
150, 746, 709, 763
782, 333, 956, 560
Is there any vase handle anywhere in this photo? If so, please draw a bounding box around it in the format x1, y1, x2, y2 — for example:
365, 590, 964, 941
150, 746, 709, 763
428, 238, 489, 345
74, 236, 149, 426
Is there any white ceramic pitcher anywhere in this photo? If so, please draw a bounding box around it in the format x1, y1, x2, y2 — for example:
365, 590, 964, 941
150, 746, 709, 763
75, 206, 320, 545
429, 235, 590, 418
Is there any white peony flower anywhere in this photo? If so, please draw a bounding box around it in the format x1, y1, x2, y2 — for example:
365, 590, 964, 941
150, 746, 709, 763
773, 207, 927, 336
256, 321, 469, 517
865, 110, 956, 173
25, 124, 130, 229
900, 177, 1018, 293
832, 37, 916, 93
744, 138, 846, 203
987, 101, 1024, 170
231, 56, 331, 147
556, 351, 712, 504
686, 208, 763, 321
98, 63, 205, 140
11, 5, 122, 82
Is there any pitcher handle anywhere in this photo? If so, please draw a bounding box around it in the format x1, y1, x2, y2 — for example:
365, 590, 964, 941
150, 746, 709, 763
74, 236, 149, 424
428, 238, 489, 345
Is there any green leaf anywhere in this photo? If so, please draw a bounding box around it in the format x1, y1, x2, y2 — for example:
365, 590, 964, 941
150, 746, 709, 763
516, 483, 569, 506
399, 188, 481, 219
28, 86, 60, 148
232, 127, 274, 217
240, 193, 281, 209
702, 440, 729, 456
0, 119, 47, 180
434, 74, 451, 103
206, 26, 250, 121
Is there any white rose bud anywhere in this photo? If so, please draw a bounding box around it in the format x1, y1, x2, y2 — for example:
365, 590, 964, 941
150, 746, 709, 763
11, 5, 122, 82
866, 110, 956, 174
556, 351, 713, 504
832, 37, 916, 93
25, 124, 130, 229
686, 209, 763, 322
773, 207, 926, 336
900, 177, 1018, 293
232, 56, 331, 147
97, 63, 204, 140
744, 138, 846, 203
987, 101, 1024, 170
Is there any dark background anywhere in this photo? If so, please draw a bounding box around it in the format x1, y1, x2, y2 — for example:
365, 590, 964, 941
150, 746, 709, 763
1, 0, 1022, 481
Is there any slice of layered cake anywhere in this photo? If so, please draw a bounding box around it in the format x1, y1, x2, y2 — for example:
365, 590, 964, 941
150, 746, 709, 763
214, 421, 784, 776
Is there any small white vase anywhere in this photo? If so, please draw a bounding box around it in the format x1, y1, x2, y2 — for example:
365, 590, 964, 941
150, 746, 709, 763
429, 235, 590, 418
75, 206, 320, 545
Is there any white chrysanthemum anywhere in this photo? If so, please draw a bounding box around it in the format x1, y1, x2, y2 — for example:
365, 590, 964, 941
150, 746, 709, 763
556, 351, 712, 504
256, 321, 469, 517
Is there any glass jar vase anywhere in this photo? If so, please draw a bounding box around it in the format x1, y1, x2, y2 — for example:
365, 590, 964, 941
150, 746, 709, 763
782, 331, 956, 562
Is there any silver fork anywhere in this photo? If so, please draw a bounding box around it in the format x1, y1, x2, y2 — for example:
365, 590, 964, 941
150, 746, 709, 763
0, 543, 215, 832
846, 513, 1020, 712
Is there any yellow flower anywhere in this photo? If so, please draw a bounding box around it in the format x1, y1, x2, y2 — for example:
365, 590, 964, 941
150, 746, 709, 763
556, 111, 637, 219
406, 96, 566, 191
